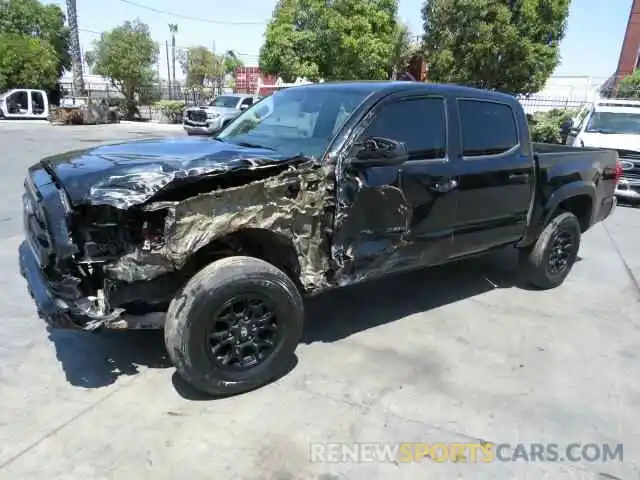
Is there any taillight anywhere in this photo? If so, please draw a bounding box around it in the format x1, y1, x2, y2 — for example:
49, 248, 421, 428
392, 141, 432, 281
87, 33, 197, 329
614, 160, 623, 184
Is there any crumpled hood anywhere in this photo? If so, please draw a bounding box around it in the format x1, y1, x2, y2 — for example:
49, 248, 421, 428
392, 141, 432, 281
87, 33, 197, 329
37, 136, 305, 209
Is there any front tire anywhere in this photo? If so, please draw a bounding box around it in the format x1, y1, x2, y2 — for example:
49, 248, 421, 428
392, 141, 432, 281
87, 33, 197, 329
519, 211, 582, 289
164, 256, 304, 396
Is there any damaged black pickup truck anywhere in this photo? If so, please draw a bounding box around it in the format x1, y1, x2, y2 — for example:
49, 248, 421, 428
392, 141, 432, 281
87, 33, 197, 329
20, 81, 619, 396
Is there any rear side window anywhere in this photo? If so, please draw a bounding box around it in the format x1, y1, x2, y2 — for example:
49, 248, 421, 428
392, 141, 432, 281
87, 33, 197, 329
362, 97, 446, 160
458, 99, 518, 157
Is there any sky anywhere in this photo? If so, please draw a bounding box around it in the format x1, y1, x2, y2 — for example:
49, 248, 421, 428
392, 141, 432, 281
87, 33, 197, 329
50, 0, 633, 82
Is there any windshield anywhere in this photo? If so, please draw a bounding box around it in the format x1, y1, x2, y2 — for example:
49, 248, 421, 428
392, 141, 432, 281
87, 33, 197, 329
585, 111, 640, 134
216, 86, 370, 159
209, 96, 241, 108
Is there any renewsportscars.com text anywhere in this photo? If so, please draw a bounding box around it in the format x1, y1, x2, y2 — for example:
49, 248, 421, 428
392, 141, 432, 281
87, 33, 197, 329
309, 442, 624, 463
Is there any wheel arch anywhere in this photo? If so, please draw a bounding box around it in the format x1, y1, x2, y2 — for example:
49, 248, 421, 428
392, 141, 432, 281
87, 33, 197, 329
522, 181, 595, 246
181, 227, 304, 291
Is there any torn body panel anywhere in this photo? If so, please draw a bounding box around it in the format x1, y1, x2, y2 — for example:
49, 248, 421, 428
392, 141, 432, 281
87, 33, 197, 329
20, 138, 338, 331
105, 164, 334, 291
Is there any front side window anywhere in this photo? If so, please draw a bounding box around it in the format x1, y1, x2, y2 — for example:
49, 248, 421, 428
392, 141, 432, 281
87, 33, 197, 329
209, 95, 242, 108
7, 91, 28, 113
459, 99, 518, 157
585, 111, 640, 135
217, 87, 370, 159
360, 97, 446, 160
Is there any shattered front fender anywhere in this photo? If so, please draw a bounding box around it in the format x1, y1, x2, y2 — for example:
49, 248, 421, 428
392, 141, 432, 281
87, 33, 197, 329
105, 165, 335, 292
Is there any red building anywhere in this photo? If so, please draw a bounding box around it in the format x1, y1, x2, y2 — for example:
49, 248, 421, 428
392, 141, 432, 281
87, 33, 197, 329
616, 0, 640, 80
233, 67, 277, 95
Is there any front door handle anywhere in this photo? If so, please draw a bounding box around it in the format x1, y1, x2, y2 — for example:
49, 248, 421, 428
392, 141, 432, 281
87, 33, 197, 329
508, 172, 530, 183
430, 179, 458, 193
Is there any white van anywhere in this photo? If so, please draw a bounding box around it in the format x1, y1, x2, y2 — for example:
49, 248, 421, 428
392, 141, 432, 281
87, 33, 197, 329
566, 99, 640, 203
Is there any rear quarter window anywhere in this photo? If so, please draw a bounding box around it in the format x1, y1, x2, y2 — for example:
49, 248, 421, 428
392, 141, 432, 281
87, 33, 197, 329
458, 99, 518, 157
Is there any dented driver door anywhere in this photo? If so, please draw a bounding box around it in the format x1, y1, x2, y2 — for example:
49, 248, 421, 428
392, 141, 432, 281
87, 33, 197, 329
332, 92, 458, 284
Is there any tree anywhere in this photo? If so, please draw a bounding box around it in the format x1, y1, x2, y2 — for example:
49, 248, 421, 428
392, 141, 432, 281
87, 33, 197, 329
0, 0, 70, 92
169, 23, 178, 93
0, 34, 60, 91
178, 46, 220, 88
65, 0, 84, 95
421, 0, 571, 95
87, 20, 158, 119
223, 50, 244, 76
259, 0, 399, 82
616, 71, 640, 99
389, 21, 415, 79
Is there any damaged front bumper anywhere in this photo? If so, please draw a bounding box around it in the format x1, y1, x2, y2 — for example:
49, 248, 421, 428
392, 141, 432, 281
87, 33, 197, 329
18, 241, 166, 331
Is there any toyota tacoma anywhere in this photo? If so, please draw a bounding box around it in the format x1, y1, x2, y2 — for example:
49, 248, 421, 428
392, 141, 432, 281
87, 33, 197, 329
19, 81, 619, 396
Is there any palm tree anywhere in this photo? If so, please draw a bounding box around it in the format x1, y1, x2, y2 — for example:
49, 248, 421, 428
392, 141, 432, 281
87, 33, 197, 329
169, 24, 178, 97
389, 22, 414, 80
66, 0, 85, 96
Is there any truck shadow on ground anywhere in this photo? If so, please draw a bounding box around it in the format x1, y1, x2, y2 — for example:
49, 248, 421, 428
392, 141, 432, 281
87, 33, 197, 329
46, 328, 172, 389
46, 246, 580, 392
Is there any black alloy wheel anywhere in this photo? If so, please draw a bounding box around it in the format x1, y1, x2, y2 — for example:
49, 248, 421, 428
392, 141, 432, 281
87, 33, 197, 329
207, 294, 280, 371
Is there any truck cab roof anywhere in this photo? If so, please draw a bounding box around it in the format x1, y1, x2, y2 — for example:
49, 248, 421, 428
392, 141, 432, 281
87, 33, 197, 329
279, 80, 520, 104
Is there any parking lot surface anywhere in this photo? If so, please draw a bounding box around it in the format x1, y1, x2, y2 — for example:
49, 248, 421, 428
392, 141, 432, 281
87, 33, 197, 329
0, 121, 639, 479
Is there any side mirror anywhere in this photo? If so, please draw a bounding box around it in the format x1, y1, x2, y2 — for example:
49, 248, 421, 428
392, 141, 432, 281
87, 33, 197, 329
350, 137, 409, 167
240, 104, 249, 110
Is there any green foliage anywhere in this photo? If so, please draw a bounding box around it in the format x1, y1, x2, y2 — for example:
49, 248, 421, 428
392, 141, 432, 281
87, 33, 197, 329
178, 46, 222, 88
529, 108, 577, 143
223, 50, 244, 76
422, 0, 571, 95
616, 70, 640, 99
0, 0, 70, 92
259, 0, 399, 81
155, 100, 185, 123
0, 34, 59, 91
390, 21, 416, 78
87, 20, 158, 119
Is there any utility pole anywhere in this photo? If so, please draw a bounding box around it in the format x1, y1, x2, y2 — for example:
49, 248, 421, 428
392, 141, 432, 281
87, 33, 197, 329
165, 40, 172, 99
212, 39, 217, 95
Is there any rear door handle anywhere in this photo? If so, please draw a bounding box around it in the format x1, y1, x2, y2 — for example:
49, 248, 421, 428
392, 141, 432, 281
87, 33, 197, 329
430, 179, 458, 193
508, 172, 530, 182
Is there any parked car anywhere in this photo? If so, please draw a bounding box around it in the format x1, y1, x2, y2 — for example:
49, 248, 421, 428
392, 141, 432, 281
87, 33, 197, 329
19, 81, 619, 396
0, 88, 49, 119
182, 93, 257, 135
563, 98, 640, 204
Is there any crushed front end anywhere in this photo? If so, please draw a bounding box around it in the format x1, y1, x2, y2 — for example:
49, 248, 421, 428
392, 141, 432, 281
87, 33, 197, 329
19, 165, 171, 331
19, 149, 333, 331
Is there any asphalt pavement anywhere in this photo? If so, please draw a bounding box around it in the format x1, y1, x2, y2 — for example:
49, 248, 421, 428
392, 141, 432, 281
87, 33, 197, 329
0, 121, 639, 479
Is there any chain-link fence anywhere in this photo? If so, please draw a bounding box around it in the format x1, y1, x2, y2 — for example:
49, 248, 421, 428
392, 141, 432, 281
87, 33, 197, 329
58, 82, 226, 121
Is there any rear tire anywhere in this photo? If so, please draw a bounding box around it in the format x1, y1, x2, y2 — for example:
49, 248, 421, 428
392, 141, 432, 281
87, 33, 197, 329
164, 256, 304, 396
519, 211, 582, 289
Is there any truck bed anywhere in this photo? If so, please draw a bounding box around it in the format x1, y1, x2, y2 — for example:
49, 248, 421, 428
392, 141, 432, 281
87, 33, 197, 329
532, 142, 618, 226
